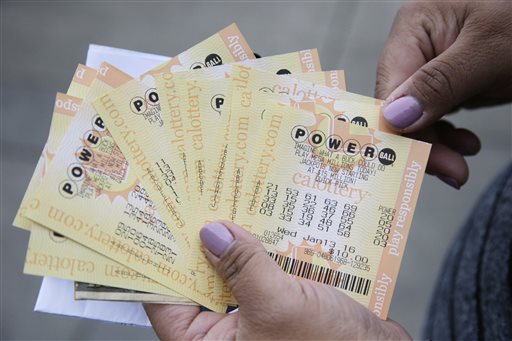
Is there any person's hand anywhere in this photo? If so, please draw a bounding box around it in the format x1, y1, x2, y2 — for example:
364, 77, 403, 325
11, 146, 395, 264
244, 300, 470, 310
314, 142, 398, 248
145, 221, 411, 340
376, 1, 512, 188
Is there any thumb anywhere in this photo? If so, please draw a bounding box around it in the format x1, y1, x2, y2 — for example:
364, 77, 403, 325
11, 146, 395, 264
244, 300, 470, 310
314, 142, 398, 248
199, 221, 290, 308
383, 32, 508, 133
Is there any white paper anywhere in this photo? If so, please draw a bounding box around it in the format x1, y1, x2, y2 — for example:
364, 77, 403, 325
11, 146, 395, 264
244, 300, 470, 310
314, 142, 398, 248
35, 277, 151, 326
34, 44, 171, 326
86, 44, 169, 77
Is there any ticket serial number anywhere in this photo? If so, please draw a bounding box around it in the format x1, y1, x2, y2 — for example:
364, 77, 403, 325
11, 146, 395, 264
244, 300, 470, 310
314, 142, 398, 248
304, 247, 371, 272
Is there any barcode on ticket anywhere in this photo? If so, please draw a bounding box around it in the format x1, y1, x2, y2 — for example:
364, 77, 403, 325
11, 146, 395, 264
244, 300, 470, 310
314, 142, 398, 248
267, 252, 371, 296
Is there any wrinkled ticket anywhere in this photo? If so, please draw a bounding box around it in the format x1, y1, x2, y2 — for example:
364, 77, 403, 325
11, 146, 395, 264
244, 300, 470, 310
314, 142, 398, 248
26, 219, 192, 302
235, 98, 431, 319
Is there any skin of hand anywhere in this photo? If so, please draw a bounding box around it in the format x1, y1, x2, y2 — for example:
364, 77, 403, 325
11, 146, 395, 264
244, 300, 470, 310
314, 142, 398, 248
376, 1, 512, 189
145, 221, 411, 340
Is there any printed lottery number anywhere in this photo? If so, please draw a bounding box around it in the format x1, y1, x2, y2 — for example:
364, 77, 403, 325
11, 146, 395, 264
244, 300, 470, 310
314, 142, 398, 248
298, 193, 317, 227
260, 182, 278, 217
373, 206, 395, 247
317, 199, 337, 232
337, 204, 357, 238
279, 188, 298, 222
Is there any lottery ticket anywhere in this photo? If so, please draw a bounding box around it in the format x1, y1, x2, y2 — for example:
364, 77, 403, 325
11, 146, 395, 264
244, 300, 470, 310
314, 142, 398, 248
234, 99, 430, 319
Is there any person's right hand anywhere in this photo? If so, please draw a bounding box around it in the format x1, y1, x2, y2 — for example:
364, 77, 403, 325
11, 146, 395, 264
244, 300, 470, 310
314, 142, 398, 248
376, 1, 512, 188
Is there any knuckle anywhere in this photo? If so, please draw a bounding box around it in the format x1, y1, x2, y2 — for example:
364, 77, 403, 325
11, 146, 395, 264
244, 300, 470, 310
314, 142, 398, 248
412, 60, 459, 105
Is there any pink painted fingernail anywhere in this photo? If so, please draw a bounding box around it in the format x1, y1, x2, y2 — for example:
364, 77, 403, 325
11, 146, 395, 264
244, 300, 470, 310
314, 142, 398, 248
200, 222, 234, 257
384, 96, 423, 129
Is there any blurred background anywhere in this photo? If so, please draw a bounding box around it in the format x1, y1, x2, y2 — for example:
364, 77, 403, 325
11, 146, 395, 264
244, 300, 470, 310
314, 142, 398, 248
1, 1, 510, 339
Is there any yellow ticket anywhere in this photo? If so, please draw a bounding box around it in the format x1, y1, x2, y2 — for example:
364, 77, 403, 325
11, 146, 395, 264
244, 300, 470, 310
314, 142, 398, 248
13, 65, 96, 230
235, 99, 430, 319
25, 63, 221, 310
175, 69, 349, 305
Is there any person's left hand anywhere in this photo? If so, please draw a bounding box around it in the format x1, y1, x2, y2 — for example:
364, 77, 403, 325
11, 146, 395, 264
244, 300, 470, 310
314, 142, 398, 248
145, 221, 411, 340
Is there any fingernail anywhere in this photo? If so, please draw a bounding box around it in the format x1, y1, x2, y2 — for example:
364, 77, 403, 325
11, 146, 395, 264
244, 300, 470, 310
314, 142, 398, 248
200, 222, 234, 257
384, 96, 423, 129
437, 175, 460, 190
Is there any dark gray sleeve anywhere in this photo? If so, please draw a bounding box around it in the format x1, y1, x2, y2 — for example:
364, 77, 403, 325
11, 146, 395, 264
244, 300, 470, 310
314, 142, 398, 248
423, 162, 512, 341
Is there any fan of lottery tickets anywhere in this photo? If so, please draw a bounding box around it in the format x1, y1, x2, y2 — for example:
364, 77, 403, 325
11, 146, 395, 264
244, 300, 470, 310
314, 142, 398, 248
13, 23, 431, 320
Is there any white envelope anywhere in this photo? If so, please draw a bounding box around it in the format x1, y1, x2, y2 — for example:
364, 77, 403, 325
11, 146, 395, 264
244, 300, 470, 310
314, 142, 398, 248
86, 44, 168, 77
35, 277, 151, 327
